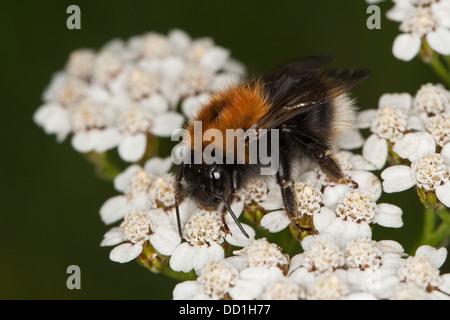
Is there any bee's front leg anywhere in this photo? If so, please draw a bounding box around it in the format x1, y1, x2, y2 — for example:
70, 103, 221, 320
317, 149, 358, 189
277, 149, 317, 234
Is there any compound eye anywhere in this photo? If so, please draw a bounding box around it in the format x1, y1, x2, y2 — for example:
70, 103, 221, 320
211, 168, 222, 181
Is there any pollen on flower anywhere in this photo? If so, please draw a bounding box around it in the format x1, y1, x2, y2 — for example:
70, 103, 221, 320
336, 190, 377, 224
179, 64, 211, 96
414, 83, 450, 116
141, 32, 172, 59
233, 238, 289, 269
198, 260, 239, 299
293, 182, 323, 217
127, 67, 160, 100
187, 38, 214, 62
390, 283, 429, 300
70, 99, 108, 131
371, 106, 408, 142
117, 104, 153, 135
307, 273, 349, 300
345, 238, 383, 271
412, 154, 449, 191
239, 179, 268, 205
120, 210, 151, 245
260, 278, 306, 300
397, 255, 441, 290
302, 238, 345, 273
184, 210, 224, 247
400, 7, 437, 36
92, 50, 123, 85
149, 173, 176, 207
65, 49, 96, 80
412, 0, 437, 6
426, 113, 450, 148
58, 77, 87, 106
125, 170, 153, 199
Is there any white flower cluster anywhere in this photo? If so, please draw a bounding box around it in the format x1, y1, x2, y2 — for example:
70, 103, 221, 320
35, 28, 450, 300
240, 167, 402, 247
359, 83, 450, 207
174, 236, 450, 300
367, 0, 450, 61
33, 29, 245, 162
100, 156, 256, 271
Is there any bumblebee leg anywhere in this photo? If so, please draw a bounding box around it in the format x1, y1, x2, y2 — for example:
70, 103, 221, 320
282, 127, 358, 189
317, 149, 358, 188
174, 167, 185, 237
277, 150, 316, 234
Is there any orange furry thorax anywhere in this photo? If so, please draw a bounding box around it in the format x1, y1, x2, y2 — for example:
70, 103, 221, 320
186, 80, 271, 151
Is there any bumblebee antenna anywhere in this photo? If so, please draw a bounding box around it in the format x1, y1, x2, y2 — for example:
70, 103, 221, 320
174, 195, 183, 237
173, 185, 199, 237
207, 191, 249, 238
221, 198, 249, 238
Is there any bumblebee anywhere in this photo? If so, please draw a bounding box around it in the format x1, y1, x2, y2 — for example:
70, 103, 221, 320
174, 56, 369, 237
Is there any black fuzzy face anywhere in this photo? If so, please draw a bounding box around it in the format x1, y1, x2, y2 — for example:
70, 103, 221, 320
178, 163, 230, 210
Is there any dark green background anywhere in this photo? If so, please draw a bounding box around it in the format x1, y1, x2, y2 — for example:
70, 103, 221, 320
1, 0, 448, 300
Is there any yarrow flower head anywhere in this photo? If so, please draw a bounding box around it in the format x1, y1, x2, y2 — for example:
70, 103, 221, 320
99, 157, 174, 224
172, 260, 240, 300
240, 179, 269, 205
259, 181, 324, 233
294, 182, 324, 216
426, 113, 450, 148
184, 210, 225, 247
33, 29, 245, 162
259, 277, 306, 300
169, 202, 253, 274
100, 208, 181, 263
345, 238, 383, 271
313, 190, 403, 247
306, 272, 350, 300
336, 190, 377, 224
412, 153, 449, 190
234, 238, 289, 269
415, 83, 450, 118
295, 234, 345, 273
388, 0, 450, 61
197, 260, 240, 299
382, 153, 450, 207
371, 106, 409, 143
393, 245, 450, 298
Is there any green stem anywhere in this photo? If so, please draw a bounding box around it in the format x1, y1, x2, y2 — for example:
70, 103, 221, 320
420, 44, 450, 88
444, 54, 450, 72
83, 151, 122, 181
427, 221, 450, 248
413, 206, 436, 252
428, 55, 450, 88
436, 206, 450, 226
412, 205, 450, 254
138, 134, 159, 167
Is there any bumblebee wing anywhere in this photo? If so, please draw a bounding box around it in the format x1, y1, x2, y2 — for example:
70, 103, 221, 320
253, 57, 370, 132
262, 55, 333, 99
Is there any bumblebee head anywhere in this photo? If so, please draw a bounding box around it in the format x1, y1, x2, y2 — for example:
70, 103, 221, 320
177, 163, 230, 210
